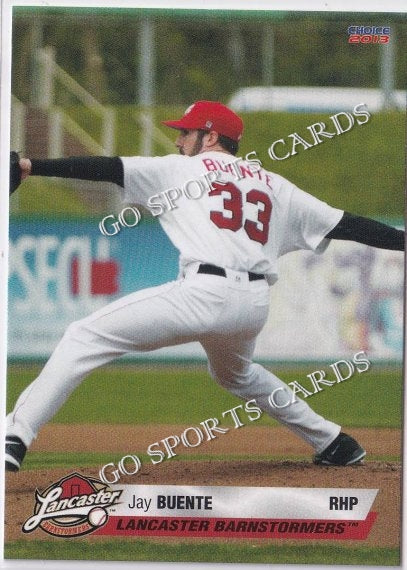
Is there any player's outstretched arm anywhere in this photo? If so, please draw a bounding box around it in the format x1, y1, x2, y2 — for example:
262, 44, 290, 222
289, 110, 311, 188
10, 154, 124, 194
326, 212, 405, 251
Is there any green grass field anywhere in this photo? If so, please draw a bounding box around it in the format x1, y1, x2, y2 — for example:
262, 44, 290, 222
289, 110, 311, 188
6, 362, 402, 429
5, 362, 403, 565
4, 540, 400, 566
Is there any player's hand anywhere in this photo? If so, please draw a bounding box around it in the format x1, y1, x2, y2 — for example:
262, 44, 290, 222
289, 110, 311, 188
9, 152, 31, 195
19, 158, 32, 180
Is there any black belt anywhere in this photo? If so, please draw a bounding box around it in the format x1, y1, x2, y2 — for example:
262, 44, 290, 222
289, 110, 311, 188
197, 263, 265, 281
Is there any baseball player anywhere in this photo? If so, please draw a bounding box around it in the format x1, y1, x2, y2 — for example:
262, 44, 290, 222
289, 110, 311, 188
5, 101, 404, 472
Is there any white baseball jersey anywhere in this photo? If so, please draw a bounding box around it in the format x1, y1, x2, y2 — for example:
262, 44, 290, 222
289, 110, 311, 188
121, 152, 343, 285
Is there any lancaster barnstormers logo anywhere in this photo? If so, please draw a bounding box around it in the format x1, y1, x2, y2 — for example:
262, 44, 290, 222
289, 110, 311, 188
22, 472, 122, 538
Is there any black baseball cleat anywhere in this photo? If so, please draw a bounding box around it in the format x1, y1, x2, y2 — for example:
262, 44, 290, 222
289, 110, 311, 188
5, 436, 27, 472
313, 432, 366, 466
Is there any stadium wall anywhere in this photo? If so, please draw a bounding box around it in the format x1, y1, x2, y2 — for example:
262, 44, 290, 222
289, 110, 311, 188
8, 217, 403, 362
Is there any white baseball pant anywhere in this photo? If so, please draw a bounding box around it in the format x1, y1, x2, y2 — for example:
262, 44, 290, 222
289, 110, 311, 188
7, 263, 340, 452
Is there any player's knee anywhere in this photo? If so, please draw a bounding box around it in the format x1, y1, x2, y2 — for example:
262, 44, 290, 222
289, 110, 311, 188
208, 362, 253, 387
64, 318, 90, 343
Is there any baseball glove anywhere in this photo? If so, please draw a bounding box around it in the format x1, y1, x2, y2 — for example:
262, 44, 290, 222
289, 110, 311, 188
9, 151, 22, 195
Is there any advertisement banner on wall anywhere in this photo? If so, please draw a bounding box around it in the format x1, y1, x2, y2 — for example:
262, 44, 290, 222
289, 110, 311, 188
8, 218, 403, 362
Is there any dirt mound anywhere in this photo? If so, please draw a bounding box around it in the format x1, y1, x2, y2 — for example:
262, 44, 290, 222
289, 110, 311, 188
28, 424, 401, 457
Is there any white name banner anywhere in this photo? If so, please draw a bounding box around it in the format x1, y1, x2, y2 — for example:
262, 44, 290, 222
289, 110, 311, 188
90, 484, 378, 540
108, 484, 377, 520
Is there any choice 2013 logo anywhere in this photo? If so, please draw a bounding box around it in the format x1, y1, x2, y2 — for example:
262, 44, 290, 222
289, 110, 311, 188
348, 26, 390, 44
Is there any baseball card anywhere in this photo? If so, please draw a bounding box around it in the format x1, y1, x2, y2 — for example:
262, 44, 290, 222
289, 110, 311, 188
1, 1, 406, 569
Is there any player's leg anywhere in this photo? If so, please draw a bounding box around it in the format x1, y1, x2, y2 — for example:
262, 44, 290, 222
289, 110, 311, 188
202, 335, 341, 454
6, 279, 222, 457
204, 338, 366, 464
200, 276, 365, 465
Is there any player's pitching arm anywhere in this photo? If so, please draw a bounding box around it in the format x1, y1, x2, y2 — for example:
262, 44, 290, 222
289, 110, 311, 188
325, 212, 404, 251
10, 155, 125, 193
10, 154, 405, 252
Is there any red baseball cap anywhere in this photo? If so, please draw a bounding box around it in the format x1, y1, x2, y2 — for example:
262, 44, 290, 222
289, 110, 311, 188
162, 101, 243, 142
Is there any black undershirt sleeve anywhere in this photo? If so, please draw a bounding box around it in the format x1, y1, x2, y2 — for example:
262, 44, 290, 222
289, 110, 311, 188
30, 156, 124, 187
326, 211, 405, 251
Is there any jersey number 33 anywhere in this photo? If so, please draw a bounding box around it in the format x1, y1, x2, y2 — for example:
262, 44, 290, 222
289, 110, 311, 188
209, 182, 272, 245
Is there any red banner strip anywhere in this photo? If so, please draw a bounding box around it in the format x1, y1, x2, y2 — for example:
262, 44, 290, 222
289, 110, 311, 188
95, 512, 377, 540
71, 258, 119, 296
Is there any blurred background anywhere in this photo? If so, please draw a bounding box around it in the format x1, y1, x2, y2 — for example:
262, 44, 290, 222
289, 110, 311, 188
8, 7, 405, 362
